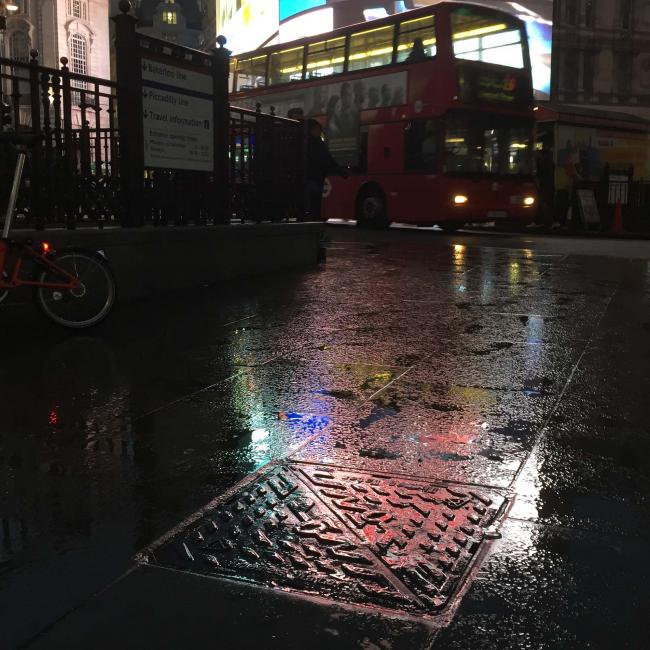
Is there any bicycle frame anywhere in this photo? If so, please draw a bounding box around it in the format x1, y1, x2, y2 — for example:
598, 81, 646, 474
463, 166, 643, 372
1, 144, 80, 294
0, 239, 81, 291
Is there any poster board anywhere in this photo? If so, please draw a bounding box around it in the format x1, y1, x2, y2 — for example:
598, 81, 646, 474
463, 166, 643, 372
577, 189, 600, 225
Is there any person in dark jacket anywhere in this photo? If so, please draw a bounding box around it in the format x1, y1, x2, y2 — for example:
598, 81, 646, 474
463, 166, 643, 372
305, 119, 347, 220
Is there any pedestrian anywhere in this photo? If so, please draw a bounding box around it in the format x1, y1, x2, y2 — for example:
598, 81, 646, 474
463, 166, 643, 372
305, 119, 347, 220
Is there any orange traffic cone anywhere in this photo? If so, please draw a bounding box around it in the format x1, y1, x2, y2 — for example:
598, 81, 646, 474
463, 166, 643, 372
611, 199, 624, 235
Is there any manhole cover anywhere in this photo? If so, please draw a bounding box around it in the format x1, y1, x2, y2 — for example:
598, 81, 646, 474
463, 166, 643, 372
142, 463, 505, 617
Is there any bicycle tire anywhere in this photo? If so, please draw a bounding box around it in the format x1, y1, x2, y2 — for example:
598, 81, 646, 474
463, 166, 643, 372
34, 248, 116, 328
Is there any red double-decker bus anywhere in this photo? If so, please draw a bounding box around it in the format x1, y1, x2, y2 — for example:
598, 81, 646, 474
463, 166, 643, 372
231, 2, 538, 230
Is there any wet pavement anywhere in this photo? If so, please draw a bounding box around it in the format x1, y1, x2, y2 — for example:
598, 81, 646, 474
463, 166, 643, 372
1, 226, 650, 649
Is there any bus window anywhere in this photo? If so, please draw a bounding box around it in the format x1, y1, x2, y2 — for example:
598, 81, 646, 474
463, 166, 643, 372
405, 120, 441, 172
306, 37, 346, 79
397, 16, 436, 63
452, 8, 524, 69
348, 26, 395, 72
269, 46, 305, 85
235, 55, 267, 91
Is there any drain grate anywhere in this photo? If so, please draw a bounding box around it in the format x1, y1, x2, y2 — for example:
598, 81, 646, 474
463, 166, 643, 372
143, 463, 504, 617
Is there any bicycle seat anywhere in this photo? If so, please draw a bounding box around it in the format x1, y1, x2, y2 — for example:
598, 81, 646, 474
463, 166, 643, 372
0, 132, 40, 147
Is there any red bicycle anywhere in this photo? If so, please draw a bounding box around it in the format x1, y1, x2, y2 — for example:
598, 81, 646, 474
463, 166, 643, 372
1, 133, 116, 328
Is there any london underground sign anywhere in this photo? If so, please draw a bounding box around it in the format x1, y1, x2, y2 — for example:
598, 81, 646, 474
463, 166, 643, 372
141, 59, 214, 171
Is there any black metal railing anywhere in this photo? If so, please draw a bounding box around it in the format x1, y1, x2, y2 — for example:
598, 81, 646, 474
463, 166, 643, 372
1, 47, 304, 230
1, 52, 120, 229
228, 106, 303, 223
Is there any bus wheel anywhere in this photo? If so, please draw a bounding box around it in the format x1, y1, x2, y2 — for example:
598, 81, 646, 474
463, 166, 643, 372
439, 222, 463, 233
357, 188, 389, 229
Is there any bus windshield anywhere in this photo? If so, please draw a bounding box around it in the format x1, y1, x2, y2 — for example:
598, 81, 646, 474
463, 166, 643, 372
444, 112, 533, 176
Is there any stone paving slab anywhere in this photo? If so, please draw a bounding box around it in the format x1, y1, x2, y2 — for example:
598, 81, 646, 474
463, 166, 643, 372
141, 462, 506, 620
27, 566, 436, 650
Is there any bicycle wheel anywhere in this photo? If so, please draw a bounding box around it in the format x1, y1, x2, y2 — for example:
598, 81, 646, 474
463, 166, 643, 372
34, 248, 116, 328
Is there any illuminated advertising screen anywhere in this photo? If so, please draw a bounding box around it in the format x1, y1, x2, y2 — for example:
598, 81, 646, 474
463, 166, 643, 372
280, 0, 326, 21
224, 1, 553, 98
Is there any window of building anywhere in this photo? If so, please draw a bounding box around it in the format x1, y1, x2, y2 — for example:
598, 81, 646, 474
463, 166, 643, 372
563, 50, 578, 91
405, 119, 441, 172
234, 55, 267, 91
306, 36, 345, 79
8, 1, 29, 13
452, 8, 524, 69
617, 51, 633, 93
583, 50, 595, 94
621, 0, 632, 29
584, 0, 596, 27
162, 10, 177, 25
348, 25, 394, 72
397, 15, 436, 63
70, 33, 87, 75
68, 0, 88, 20
269, 46, 304, 84
9, 30, 30, 63
565, 0, 577, 24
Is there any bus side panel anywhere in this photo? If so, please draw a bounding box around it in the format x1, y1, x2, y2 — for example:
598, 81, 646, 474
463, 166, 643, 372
382, 175, 447, 224
367, 124, 404, 175
322, 177, 362, 220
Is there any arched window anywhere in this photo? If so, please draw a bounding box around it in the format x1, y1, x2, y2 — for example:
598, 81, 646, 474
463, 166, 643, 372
69, 33, 88, 75
9, 31, 30, 63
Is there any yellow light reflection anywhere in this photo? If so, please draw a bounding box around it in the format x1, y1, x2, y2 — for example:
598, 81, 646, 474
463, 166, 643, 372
453, 23, 508, 40
453, 244, 466, 268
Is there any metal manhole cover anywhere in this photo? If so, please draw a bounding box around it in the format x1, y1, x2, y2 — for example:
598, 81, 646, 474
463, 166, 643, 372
142, 463, 505, 617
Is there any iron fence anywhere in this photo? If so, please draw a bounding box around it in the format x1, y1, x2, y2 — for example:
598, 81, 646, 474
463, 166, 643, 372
1, 52, 120, 229
1, 46, 304, 230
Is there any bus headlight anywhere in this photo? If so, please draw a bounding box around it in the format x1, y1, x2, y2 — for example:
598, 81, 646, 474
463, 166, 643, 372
453, 194, 469, 205
510, 195, 536, 206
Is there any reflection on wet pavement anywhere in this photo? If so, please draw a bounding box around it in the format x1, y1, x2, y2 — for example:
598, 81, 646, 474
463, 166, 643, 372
2, 228, 650, 649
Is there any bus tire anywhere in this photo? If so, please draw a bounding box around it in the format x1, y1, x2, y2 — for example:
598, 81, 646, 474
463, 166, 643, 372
356, 187, 389, 229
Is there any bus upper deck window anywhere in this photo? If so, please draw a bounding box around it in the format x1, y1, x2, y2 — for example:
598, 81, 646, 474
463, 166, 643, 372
269, 46, 305, 85
397, 16, 436, 63
348, 25, 395, 72
452, 8, 524, 68
306, 37, 346, 79
236, 55, 268, 91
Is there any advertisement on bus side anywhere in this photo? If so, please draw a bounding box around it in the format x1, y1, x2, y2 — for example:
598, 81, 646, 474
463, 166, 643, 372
237, 70, 408, 166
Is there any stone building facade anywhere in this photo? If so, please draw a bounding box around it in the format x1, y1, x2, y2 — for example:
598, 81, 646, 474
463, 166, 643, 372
134, 0, 206, 49
552, 0, 650, 118
2, 0, 110, 78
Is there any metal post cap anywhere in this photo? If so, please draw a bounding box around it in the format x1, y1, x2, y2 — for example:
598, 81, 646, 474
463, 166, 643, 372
216, 35, 227, 47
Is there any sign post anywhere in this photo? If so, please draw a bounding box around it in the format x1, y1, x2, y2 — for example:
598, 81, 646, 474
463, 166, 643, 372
113, 0, 230, 226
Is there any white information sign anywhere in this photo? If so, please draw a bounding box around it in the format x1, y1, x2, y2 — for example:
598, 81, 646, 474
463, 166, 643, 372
142, 59, 213, 95
141, 58, 214, 171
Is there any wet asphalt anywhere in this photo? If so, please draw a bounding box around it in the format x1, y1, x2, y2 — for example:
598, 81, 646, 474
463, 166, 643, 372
1, 225, 649, 649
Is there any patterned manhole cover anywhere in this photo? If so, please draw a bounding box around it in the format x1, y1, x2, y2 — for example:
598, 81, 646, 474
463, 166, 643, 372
142, 462, 505, 617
